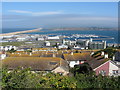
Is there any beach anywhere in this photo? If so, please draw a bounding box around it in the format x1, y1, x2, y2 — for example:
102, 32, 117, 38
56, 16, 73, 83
0, 28, 42, 36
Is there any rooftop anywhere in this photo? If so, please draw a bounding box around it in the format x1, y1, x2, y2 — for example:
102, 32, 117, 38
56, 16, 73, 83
2, 57, 68, 71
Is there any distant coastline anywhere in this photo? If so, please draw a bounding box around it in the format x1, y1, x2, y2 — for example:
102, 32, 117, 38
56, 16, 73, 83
50, 27, 118, 31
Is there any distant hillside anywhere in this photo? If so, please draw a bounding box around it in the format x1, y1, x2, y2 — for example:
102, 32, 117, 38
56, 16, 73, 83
48, 27, 118, 31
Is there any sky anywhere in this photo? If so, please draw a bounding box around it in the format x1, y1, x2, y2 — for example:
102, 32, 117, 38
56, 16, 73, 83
2, 2, 118, 28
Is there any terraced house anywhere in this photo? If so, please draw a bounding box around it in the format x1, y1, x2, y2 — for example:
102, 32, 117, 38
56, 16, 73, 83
1, 48, 120, 76
2, 57, 69, 76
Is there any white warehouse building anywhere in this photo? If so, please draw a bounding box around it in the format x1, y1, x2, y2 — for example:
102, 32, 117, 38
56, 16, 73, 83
47, 36, 59, 40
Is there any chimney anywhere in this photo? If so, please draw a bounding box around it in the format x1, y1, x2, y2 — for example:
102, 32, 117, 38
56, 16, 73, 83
112, 55, 115, 60
29, 53, 32, 56
53, 53, 56, 57
101, 51, 104, 56
90, 38, 93, 42
104, 54, 108, 59
90, 52, 94, 56
46, 51, 48, 54
71, 52, 73, 55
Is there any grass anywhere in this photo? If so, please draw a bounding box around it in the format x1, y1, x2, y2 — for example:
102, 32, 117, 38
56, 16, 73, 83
2, 42, 25, 46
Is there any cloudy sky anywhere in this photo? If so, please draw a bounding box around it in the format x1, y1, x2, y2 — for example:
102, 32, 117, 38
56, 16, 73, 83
2, 2, 118, 28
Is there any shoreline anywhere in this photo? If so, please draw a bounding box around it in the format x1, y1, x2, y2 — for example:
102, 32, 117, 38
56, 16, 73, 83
0, 28, 42, 36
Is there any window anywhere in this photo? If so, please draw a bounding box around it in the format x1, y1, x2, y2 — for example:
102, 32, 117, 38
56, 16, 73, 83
112, 70, 118, 74
49, 62, 57, 65
75, 61, 78, 63
57, 72, 63, 75
99, 70, 106, 76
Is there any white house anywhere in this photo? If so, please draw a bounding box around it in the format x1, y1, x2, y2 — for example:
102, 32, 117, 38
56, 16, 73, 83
62, 39, 76, 45
58, 44, 68, 49
45, 41, 50, 46
73, 45, 80, 49
109, 61, 120, 76
0, 54, 6, 60
69, 61, 80, 68
0, 46, 17, 51
37, 37, 44, 41
63, 52, 89, 68
0, 46, 4, 51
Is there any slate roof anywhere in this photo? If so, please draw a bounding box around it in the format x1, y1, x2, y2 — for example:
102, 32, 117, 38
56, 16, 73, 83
2, 57, 69, 71
63, 52, 90, 61
87, 57, 110, 69
115, 51, 120, 62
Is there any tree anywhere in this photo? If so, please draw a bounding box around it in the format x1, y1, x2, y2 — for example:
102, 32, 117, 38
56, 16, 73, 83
103, 48, 116, 58
1, 67, 77, 88
2, 67, 42, 88
70, 63, 93, 76
40, 72, 77, 88
7, 48, 16, 53
2, 67, 120, 89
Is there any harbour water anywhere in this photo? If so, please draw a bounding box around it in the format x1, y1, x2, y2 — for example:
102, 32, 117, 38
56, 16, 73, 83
1, 28, 119, 43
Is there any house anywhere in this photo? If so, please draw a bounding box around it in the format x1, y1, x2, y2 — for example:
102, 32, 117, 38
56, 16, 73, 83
32, 48, 57, 52
0, 54, 6, 60
62, 39, 76, 46
58, 44, 68, 49
2, 57, 69, 75
63, 52, 90, 68
0, 51, 6, 60
37, 37, 44, 41
45, 41, 50, 46
88, 41, 106, 49
73, 45, 81, 49
88, 58, 120, 76
0, 45, 17, 51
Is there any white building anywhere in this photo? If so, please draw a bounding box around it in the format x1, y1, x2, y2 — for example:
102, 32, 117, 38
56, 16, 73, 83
101, 51, 105, 56
69, 61, 80, 68
73, 45, 81, 49
0, 46, 4, 50
47, 36, 59, 40
45, 41, 50, 46
58, 44, 68, 49
62, 39, 76, 45
68, 60, 86, 68
0, 46, 17, 51
0, 54, 6, 60
16, 37, 26, 41
37, 37, 44, 41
